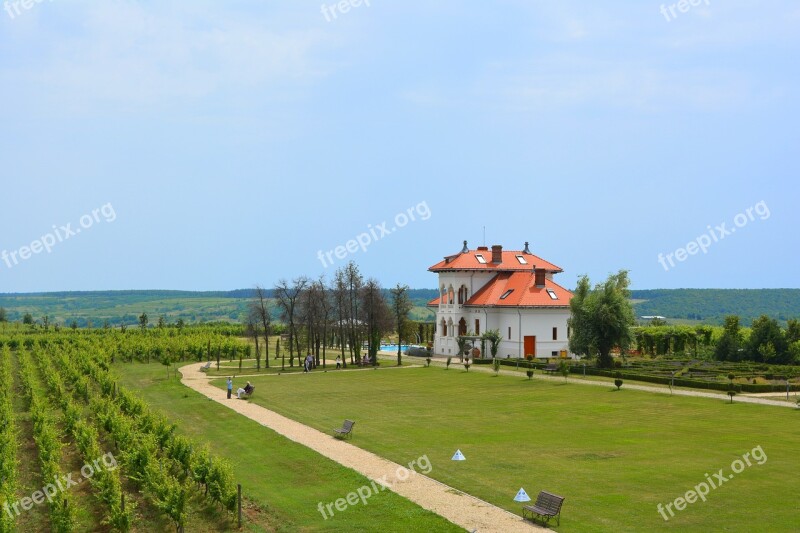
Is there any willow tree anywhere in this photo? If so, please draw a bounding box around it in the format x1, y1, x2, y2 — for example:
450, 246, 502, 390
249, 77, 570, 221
568, 270, 635, 368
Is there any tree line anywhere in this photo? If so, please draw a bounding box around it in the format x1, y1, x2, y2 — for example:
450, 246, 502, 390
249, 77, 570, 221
244, 261, 415, 370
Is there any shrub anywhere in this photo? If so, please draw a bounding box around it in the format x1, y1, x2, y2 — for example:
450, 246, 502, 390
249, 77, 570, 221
615, 378, 623, 390
492, 357, 500, 375
728, 390, 736, 403
445, 357, 451, 370
526, 369, 534, 380
558, 360, 570, 382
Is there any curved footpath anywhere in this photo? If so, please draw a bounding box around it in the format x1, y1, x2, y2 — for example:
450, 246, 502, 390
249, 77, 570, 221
179, 363, 543, 533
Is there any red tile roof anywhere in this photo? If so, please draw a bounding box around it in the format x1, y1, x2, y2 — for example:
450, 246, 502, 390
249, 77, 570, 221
427, 272, 572, 308
428, 248, 562, 273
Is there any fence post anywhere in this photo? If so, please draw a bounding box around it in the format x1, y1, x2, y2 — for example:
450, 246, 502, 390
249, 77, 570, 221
238, 483, 242, 528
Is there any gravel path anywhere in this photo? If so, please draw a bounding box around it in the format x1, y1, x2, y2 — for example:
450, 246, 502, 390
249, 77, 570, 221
418, 356, 798, 409
179, 363, 544, 533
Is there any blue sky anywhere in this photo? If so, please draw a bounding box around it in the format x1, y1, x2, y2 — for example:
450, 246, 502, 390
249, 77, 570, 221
0, 1, 797, 292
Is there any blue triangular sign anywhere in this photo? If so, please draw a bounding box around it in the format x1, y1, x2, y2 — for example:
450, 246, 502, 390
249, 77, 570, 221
514, 488, 531, 502
451, 449, 466, 461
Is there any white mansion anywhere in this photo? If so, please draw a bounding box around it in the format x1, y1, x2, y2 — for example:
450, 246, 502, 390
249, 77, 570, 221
428, 241, 574, 359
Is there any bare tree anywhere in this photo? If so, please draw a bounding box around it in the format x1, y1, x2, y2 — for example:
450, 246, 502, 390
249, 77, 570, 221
274, 276, 309, 369
317, 276, 332, 368
245, 307, 261, 370
390, 284, 413, 366
333, 268, 348, 368
253, 285, 272, 368
362, 278, 393, 364
344, 262, 364, 364
298, 281, 321, 363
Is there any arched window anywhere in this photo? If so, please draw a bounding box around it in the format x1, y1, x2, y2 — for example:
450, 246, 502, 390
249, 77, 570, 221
457, 285, 468, 304
447, 318, 454, 337
441, 319, 447, 337
458, 318, 467, 336
448, 286, 455, 305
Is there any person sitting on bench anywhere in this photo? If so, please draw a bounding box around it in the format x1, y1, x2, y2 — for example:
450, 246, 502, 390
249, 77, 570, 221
237, 381, 253, 399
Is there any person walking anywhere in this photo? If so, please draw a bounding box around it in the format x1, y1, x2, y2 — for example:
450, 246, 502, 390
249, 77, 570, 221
227, 377, 233, 399
336, 355, 341, 369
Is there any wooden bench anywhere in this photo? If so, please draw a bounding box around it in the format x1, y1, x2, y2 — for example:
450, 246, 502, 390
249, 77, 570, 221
522, 490, 565, 526
333, 419, 355, 439
199, 362, 212, 372
544, 363, 558, 374
240, 385, 255, 399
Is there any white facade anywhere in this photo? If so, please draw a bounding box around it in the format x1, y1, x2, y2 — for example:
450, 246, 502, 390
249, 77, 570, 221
430, 261, 572, 359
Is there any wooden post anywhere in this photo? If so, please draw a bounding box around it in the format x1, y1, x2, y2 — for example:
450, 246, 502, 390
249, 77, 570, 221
237, 483, 242, 528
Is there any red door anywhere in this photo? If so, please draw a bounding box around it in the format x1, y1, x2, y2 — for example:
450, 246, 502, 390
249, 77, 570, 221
524, 336, 536, 358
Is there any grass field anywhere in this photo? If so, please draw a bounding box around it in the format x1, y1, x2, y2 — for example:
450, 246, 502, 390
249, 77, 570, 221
206, 364, 799, 532
114, 362, 462, 532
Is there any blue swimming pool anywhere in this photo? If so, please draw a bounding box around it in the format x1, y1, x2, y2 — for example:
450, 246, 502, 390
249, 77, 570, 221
378, 344, 410, 352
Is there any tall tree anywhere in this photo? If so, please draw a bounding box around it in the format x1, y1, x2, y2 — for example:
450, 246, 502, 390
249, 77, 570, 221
138, 312, 148, 332
316, 276, 332, 368
714, 315, 742, 361
245, 307, 261, 370
568, 270, 635, 368
274, 276, 308, 369
22, 312, 33, 325
253, 285, 272, 368
299, 281, 322, 361
748, 315, 788, 363
390, 284, 413, 366
344, 262, 364, 364
361, 278, 392, 364
785, 318, 800, 345
333, 267, 348, 367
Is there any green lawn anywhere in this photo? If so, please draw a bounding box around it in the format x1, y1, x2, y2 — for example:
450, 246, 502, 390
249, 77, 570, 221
209, 365, 799, 532
113, 362, 463, 532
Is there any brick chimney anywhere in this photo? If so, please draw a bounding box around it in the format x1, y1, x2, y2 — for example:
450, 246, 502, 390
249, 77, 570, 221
491, 245, 503, 264
534, 268, 546, 287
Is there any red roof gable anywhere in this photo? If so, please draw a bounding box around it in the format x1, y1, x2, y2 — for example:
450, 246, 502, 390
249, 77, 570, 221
428, 247, 562, 273
427, 272, 572, 308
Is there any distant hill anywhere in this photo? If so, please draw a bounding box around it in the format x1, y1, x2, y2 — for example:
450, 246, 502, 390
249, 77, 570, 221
0, 288, 441, 327
0, 290, 251, 327
0, 288, 796, 327
631, 289, 800, 325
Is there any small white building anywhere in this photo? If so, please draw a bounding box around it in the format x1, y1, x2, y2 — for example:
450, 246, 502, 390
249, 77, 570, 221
428, 241, 574, 359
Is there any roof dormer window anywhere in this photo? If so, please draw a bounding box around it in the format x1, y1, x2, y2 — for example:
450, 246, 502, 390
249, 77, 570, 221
546, 289, 558, 300
515, 255, 527, 264
475, 254, 487, 264
500, 289, 514, 300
